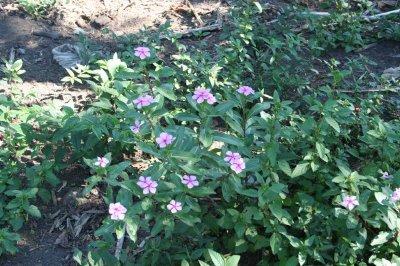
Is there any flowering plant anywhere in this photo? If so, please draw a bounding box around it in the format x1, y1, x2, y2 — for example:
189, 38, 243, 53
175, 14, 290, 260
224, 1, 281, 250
59, 5, 400, 266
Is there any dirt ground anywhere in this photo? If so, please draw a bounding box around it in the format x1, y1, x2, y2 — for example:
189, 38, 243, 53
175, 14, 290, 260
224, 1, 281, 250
0, 0, 400, 265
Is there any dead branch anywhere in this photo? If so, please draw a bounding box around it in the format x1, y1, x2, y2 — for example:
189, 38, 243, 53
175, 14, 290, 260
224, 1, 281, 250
185, 0, 204, 25
337, 87, 400, 93
114, 223, 126, 260
303, 8, 400, 21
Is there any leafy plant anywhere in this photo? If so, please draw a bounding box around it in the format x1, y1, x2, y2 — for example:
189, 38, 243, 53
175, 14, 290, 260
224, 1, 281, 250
0, 59, 25, 83
17, 0, 57, 18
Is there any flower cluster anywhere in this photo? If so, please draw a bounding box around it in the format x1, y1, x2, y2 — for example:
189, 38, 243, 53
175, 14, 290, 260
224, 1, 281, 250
156, 132, 175, 148
167, 200, 182, 213
95, 157, 109, 167
383, 171, 393, 179
391, 188, 400, 202
133, 95, 155, 109
341, 195, 359, 210
130, 120, 141, 134
137, 176, 158, 194
237, 85, 255, 96
134, 46, 151, 59
182, 175, 199, 189
192, 87, 216, 104
109, 202, 127, 220
224, 151, 246, 174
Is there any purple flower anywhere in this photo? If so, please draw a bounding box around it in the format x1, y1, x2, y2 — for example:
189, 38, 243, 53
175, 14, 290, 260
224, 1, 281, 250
167, 200, 182, 213
95, 157, 109, 167
383, 172, 393, 179
192, 87, 216, 104
391, 188, 400, 202
230, 158, 246, 174
134, 46, 151, 59
341, 195, 359, 210
156, 132, 175, 148
224, 151, 241, 164
130, 120, 141, 134
109, 202, 127, 220
182, 175, 199, 189
137, 176, 158, 194
237, 86, 255, 96
133, 95, 155, 109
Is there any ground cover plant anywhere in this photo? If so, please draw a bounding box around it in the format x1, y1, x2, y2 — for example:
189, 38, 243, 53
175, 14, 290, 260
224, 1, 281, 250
1, 0, 400, 265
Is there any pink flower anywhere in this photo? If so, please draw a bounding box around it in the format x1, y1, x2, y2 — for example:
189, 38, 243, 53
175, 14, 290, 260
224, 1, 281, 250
134, 46, 151, 59
237, 86, 255, 96
137, 176, 158, 194
109, 202, 127, 220
192, 87, 216, 104
156, 132, 175, 148
391, 188, 400, 202
130, 120, 141, 134
182, 175, 199, 189
133, 95, 155, 109
230, 158, 246, 174
167, 200, 182, 213
341, 195, 359, 210
383, 172, 393, 179
95, 157, 109, 167
224, 151, 241, 164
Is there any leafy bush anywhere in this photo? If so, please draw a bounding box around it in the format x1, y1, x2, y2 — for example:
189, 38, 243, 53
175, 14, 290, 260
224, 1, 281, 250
58, 4, 400, 265
0, 89, 65, 254
17, 0, 57, 18
2, 1, 400, 265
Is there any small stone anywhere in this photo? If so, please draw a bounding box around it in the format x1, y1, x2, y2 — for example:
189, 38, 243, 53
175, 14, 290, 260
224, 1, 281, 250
74, 27, 88, 35
92, 15, 111, 29
75, 18, 87, 28
17, 48, 26, 54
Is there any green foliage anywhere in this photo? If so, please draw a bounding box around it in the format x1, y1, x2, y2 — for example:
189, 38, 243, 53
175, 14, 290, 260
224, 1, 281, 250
17, 0, 57, 17
0, 59, 25, 84
65, 4, 400, 263
0, 90, 65, 255
2, 1, 400, 265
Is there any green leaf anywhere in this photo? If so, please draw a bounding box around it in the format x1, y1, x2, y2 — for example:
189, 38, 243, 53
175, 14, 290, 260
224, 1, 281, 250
291, 162, 309, 178
370, 231, 392, 246
171, 151, 201, 162
181, 259, 190, 266
208, 249, 225, 266
254, 1, 263, 13
73, 248, 83, 265
215, 102, 237, 113
247, 102, 270, 118
199, 261, 211, 266
325, 117, 340, 133
225, 255, 240, 266
24, 205, 41, 218
316, 142, 329, 162
126, 218, 138, 242
154, 84, 177, 101
278, 160, 292, 176
270, 232, 281, 255
156, 67, 176, 78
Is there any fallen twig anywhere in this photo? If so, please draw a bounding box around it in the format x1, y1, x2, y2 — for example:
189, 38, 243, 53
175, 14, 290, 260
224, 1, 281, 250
337, 87, 400, 93
114, 224, 126, 260
303, 8, 400, 21
186, 0, 204, 25
160, 22, 222, 39
9, 47, 15, 63
33, 31, 62, 39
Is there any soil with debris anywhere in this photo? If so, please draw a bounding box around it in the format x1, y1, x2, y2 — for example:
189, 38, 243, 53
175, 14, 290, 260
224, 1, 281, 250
0, 0, 400, 265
